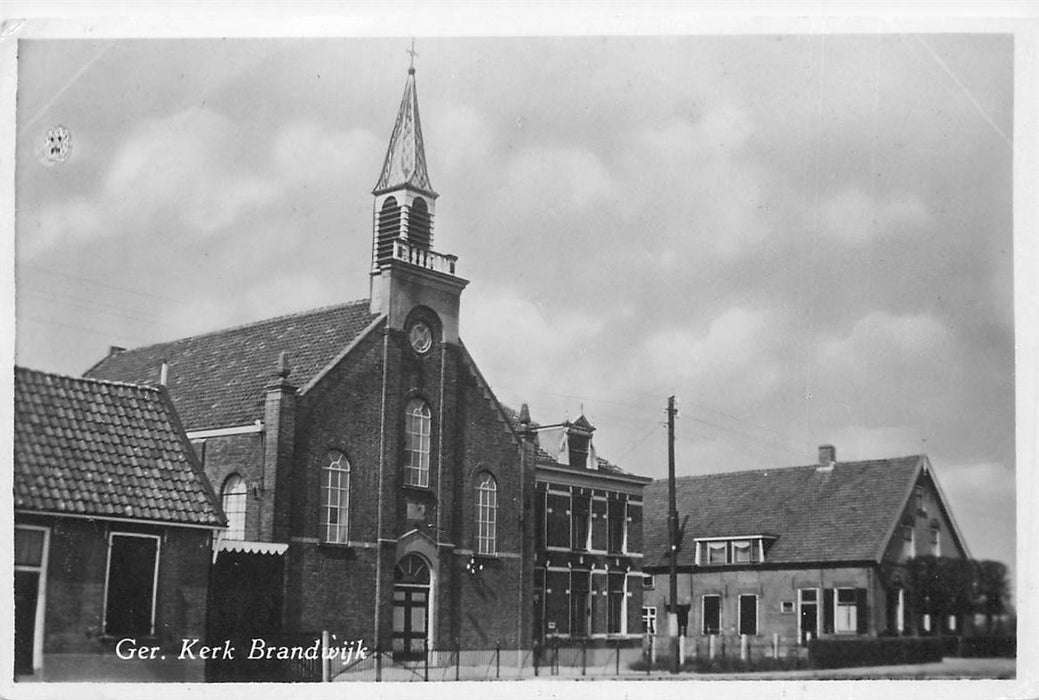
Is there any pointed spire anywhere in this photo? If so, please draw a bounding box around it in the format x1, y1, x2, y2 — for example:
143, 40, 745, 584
373, 62, 435, 196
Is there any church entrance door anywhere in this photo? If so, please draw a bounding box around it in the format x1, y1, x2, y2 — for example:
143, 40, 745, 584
392, 554, 430, 660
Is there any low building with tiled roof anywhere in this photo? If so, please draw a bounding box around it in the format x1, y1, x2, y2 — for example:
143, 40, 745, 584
641, 445, 971, 658
79, 63, 536, 674
13, 367, 224, 680
525, 410, 653, 644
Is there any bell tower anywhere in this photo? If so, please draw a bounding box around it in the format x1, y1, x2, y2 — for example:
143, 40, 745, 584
369, 58, 467, 344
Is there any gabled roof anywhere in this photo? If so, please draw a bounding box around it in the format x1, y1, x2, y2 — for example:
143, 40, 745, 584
643, 455, 926, 568
85, 301, 381, 430
373, 68, 435, 196
14, 367, 224, 528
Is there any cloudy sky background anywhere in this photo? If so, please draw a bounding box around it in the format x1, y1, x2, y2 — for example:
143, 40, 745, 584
12, 30, 1019, 577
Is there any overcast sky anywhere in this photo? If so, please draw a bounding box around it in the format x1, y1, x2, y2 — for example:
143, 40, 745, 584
11, 29, 1020, 576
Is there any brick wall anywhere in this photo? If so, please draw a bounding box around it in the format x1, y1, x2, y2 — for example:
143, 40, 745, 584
17, 514, 211, 655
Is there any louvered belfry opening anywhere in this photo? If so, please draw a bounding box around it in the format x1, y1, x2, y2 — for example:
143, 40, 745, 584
376, 196, 402, 266
408, 197, 433, 249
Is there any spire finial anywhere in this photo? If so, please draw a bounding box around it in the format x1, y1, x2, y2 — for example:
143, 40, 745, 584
407, 38, 418, 74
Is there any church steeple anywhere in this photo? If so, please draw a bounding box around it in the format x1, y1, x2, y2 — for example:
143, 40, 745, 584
369, 54, 467, 344
373, 64, 436, 198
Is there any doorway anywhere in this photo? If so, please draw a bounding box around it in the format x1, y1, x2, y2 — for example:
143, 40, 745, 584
392, 554, 430, 660
798, 588, 819, 645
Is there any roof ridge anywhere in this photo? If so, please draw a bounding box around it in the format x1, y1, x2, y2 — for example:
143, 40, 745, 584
16, 365, 163, 393
666, 454, 925, 483
103, 298, 372, 355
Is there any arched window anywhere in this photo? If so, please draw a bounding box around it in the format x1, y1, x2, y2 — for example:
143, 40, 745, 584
404, 399, 431, 487
408, 197, 432, 249
322, 450, 351, 544
221, 475, 246, 540
376, 196, 401, 265
476, 472, 497, 555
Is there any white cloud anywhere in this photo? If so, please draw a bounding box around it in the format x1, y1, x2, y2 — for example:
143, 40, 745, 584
817, 310, 952, 378
641, 307, 783, 404
820, 187, 934, 243
502, 146, 618, 210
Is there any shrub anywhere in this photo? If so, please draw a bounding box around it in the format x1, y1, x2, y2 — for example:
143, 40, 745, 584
808, 637, 943, 669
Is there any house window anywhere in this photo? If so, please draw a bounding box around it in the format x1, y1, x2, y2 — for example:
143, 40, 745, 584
732, 540, 754, 563
404, 399, 431, 487
780, 601, 795, 614
931, 526, 941, 557
221, 474, 246, 540
738, 594, 758, 635
643, 575, 655, 590
642, 606, 657, 635
476, 472, 497, 555
570, 571, 590, 637
702, 594, 721, 635
834, 588, 857, 633
572, 495, 590, 551
707, 541, 727, 565
915, 485, 924, 513
607, 573, 625, 634
607, 499, 625, 553
322, 451, 351, 544
14, 525, 49, 675
902, 524, 915, 558
104, 533, 160, 636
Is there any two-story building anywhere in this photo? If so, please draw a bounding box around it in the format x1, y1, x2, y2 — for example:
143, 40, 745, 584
530, 414, 652, 646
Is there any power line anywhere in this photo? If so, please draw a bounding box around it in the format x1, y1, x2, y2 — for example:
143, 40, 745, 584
19, 264, 196, 307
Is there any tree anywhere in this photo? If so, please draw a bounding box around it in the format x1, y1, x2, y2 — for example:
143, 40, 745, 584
974, 560, 1010, 633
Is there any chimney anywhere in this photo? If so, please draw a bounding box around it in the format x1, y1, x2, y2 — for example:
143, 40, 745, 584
817, 444, 836, 470
159, 360, 169, 386
262, 352, 296, 541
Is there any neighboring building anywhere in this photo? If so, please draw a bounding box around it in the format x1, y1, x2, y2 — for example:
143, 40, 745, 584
13, 367, 225, 681
642, 445, 970, 651
530, 413, 652, 645
85, 65, 534, 658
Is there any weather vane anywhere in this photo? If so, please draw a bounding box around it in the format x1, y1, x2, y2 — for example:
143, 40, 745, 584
407, 38, 418, 71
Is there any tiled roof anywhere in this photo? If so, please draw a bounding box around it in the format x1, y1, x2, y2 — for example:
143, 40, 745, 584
643, 456, 923, 568
14, 367, 224, 527
373, 68, 434, 196
85, 301, 381, 430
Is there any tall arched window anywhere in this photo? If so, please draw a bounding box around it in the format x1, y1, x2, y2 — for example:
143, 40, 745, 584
476, 472, 497, 555
408, 197, 432, 249
221, 475, 246, 540
376, 196, 401, 265
404, 399, 431, 487
322, 450, 351, 544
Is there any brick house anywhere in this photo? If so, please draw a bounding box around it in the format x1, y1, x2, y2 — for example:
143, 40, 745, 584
530, 413, 652, 645
13, 367, 225, 681
85, 65, 535, 659
641, 445, 970, 654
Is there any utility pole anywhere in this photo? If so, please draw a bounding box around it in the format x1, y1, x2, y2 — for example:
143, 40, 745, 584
667, 395, 679, 674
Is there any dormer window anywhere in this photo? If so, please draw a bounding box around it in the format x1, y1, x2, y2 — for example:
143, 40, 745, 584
568, 433, 590, 468
696, 536, 771, 565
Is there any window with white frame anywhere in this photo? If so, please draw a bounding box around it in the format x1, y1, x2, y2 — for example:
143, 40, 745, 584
14, 525, 48, 675
702, 594, 722, 635
643, 575, 655, 590
707, 541, 727, 565
221, 474, 246, 540
104, 533, 160, 636
834, 588, 857, 633
322, 450, 351, 544
738, 594, 758, 635
732, 540, 754, 563
642, 606, 657, 634
476, 472, 497, 555
931, 526, 941, 556
404, 399, 432, 487
902, 524, 915, 558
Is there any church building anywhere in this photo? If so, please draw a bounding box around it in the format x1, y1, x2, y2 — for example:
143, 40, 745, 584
86, 64, 535, 661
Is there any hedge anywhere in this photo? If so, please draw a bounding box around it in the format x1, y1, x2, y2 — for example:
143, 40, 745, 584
808, 637, 944, 669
